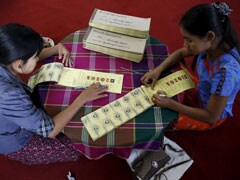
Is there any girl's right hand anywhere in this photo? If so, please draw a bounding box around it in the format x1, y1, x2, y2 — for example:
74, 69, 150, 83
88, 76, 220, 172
57, 43, 73, 67
79, 83, 108, 103
141, 69, 161, 89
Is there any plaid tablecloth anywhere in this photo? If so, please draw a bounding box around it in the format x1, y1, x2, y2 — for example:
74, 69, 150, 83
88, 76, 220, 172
38, 29, 179, 159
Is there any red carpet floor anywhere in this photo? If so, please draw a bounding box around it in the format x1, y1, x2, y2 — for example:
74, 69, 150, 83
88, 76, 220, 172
0, 0, 240, 179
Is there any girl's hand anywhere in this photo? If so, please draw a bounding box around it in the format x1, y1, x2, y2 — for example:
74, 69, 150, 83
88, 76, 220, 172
152, 90, 172, 108
141, 69, 161, 89
79, 83, 108, 103
57, 43, 73, 67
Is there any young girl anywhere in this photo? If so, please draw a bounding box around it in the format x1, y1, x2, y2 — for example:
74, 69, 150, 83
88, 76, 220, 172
141, 2, 240, 130
0, 23, 108, 164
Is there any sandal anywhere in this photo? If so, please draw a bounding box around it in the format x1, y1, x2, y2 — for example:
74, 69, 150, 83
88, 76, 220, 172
42, 37, 54, 48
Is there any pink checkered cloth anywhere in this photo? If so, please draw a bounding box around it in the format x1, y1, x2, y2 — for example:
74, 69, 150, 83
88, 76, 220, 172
38, 29, 179, 159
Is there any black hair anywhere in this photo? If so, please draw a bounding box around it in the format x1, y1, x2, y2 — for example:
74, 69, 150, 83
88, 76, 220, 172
179, 2, 240, 70
0, 23, 43, 66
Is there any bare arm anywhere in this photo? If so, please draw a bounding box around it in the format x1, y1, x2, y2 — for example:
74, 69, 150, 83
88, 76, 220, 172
39, 46, 57, 61
155, 47, 192, 72
48, 84, 108, 138
48, 95, 85, 138
39, 43, 73, 67
152, 93, 229, 124
141, 47, 193, 88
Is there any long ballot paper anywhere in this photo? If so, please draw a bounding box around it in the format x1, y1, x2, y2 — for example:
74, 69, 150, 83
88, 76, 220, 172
27, 62, 124, 94
141, 70, 195, 100
81, 70, 194, 141
89, 8, 151, 38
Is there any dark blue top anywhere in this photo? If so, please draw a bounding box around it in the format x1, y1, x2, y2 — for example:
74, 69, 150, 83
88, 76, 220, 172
0, 66, 53, 154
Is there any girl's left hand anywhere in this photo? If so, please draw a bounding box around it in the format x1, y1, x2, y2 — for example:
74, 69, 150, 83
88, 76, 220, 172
57, 43, 73, 67
152, 90, 171, 108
